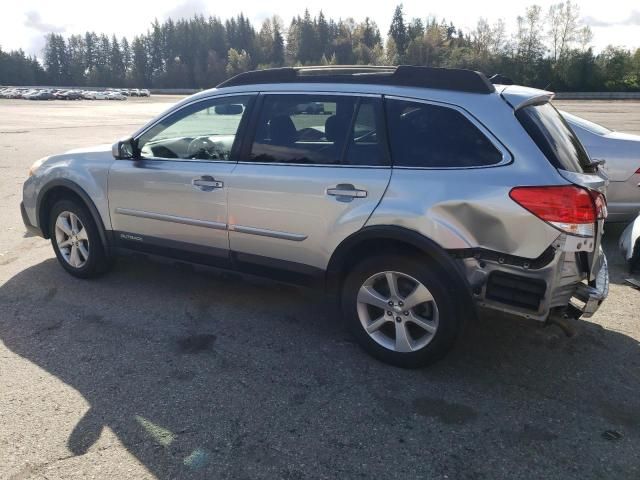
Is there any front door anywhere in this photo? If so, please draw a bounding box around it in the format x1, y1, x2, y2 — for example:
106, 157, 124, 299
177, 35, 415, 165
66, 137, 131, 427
109, 94, 254, 266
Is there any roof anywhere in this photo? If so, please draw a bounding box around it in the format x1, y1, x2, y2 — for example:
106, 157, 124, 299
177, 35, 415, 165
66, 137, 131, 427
217, 66, 496, 95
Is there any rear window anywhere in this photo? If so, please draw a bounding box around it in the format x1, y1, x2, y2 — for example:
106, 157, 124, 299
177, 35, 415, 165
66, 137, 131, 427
516, 102, 594, 173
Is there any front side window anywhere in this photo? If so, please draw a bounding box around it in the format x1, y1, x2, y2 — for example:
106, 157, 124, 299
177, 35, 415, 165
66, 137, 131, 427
137, 95, 252, 161
385, 99, 503, 168
248, 94, 388, 166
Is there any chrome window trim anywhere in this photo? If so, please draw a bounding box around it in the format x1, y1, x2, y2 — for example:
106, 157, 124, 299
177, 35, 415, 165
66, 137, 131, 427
259, 91, 382, 98
234, 162, 388, 169
115, 208, 227, 230
383, 94, 513, 170
133, 92, 258, 164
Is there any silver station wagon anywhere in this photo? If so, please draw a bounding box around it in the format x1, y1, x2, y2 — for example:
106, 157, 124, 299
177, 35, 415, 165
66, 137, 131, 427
21, 66, 609, 367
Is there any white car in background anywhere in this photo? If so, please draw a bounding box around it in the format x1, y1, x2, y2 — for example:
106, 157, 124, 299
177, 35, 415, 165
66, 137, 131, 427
562, 111, 640, 223
82, 91, 97, 100
107, 92, 126, 100
620, 214, 640, 272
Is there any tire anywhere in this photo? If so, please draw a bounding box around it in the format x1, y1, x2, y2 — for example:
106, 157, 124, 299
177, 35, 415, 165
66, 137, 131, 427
342, 254, 463, 368
49, 199, 112, 279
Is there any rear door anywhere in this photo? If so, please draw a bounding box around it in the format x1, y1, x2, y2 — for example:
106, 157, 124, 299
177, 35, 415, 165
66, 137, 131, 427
227, 92, 391, 275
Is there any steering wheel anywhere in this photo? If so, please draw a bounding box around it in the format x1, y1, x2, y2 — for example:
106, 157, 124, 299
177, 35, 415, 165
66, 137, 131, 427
187, 136, 221, 160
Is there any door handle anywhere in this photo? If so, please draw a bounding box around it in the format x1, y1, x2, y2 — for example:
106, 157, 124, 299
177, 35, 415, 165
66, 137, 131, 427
192, 176, 223, 191
326, 184, 368, 200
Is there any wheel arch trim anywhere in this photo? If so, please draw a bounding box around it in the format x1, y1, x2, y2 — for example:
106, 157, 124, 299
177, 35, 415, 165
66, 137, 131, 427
36, 179, 109, 250
326, 225, 476, 318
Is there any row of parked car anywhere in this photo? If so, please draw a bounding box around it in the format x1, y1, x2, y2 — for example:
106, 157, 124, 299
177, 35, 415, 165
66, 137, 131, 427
0, 87, 151, 100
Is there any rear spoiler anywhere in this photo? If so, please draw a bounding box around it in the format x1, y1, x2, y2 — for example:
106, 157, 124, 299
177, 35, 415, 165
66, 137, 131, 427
499, 85, 555, 111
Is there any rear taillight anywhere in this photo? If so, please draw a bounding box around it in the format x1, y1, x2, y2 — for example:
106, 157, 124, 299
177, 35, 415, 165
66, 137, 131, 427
509, 186, 606, 237
590, 189, 607, 220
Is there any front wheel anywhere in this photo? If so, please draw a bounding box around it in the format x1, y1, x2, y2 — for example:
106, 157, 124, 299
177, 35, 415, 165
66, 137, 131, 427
342, 255, 463, 368
49, 199, 112, 278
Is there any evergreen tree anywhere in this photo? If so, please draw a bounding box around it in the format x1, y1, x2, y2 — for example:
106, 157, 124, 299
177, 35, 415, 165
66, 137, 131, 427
388, 5, 408, 59
131, 36, 149, 87
317, 11, 330, 58
110, 35, 125, 86
297, 10, 317, 64
272, 17, 285, 66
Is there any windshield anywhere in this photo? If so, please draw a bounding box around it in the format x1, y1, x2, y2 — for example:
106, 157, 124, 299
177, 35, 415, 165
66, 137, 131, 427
516, 102, 595, 174
560, 110, 612, 136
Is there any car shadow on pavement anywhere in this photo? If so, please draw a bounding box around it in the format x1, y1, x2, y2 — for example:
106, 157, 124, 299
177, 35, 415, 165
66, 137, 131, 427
1, 257, 639, 479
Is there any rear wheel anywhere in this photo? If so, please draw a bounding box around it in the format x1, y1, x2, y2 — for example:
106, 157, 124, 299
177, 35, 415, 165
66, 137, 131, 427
342, 255, 463, 368
49, 199, 112, 278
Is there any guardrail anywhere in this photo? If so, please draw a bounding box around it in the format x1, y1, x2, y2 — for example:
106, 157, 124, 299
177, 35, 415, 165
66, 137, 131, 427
554, 92, 640, 100
150, 89, 201, 95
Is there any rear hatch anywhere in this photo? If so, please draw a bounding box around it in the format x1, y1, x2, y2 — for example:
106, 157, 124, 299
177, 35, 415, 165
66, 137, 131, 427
502, 87, 608, 280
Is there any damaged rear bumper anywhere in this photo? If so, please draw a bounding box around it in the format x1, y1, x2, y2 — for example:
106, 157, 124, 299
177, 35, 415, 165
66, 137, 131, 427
456, 236, 609, 322
572, 255, 609, 317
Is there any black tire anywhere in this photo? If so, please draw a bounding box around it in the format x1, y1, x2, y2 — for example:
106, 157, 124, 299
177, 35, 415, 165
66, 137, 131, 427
49, 199, 112, 279
342, 254, 464, 368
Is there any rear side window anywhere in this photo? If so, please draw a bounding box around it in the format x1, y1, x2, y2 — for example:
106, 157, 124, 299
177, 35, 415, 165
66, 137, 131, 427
385, 99, 503, 168
516, 102, 594, 173
248, 94, 388, 166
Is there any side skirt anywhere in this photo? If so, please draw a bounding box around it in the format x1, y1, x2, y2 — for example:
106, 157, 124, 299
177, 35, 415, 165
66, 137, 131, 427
112, 230, 325, 288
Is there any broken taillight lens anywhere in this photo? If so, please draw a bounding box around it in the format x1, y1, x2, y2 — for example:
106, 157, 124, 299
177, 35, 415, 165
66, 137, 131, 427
509, 185, 606, 237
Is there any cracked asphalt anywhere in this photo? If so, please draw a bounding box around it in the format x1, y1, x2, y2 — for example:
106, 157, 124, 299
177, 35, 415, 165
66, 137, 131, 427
1, 97, 639, 479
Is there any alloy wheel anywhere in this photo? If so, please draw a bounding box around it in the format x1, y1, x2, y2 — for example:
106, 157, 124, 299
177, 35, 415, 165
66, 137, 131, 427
54, 211, 90, 268
356, 271, 439, 352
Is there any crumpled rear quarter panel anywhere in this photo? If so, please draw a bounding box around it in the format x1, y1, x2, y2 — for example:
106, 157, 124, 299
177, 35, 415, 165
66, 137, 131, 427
369, 166, 562, 259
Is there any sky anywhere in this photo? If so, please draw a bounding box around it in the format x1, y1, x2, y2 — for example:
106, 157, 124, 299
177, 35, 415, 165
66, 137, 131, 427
1, 0, 639, 59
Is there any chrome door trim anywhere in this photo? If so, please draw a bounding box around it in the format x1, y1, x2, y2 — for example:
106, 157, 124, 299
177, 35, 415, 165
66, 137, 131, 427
229, 224, 308, 241
115, 208, 227, 230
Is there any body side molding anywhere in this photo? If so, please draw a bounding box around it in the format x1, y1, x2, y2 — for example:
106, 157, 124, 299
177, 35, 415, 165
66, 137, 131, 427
115, 207, 227, 230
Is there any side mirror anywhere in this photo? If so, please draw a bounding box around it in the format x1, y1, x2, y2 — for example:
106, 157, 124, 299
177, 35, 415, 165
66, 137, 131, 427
112, 137, 137, 160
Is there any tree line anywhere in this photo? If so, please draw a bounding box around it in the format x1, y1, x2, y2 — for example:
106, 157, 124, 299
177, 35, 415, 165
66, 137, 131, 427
1, 3, 639, 91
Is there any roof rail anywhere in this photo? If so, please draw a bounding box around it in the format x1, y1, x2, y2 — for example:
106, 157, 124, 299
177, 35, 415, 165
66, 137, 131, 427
217, 65, 496, 94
